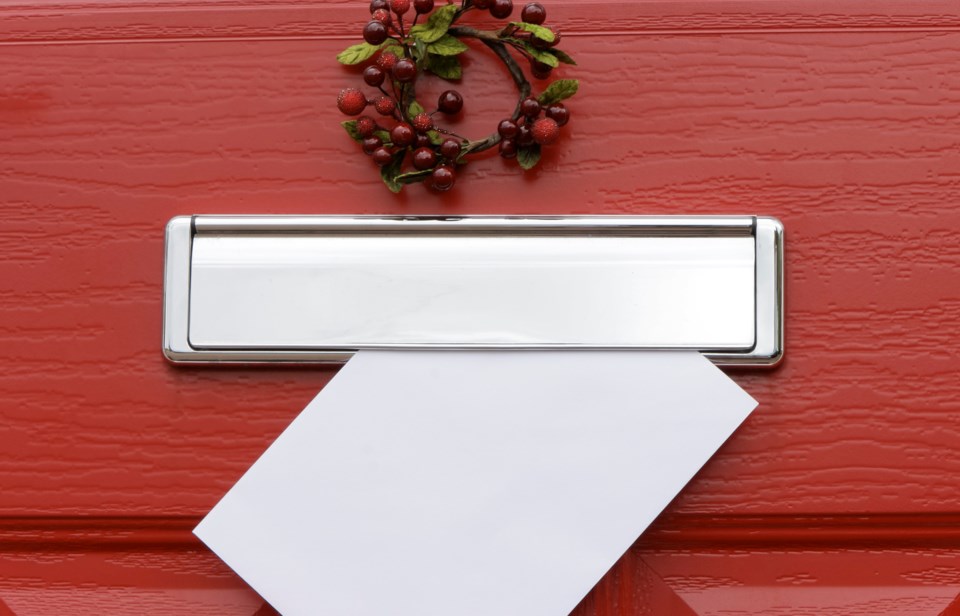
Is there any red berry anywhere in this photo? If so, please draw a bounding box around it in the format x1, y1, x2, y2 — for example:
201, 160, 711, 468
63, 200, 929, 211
531, 35, 552, 50
530, 59, 552, 80
363, 20, 388, 45
372, 8, 392, 23
363, 65, 385, 87
546, 104, 569, 126
370, 0, 389, 11
362, 135, 383, 154
414, 0, 434, 13
390, 0, 411, 15
390, 123, 415, 147
356, 115, 378, 138
412, 113, 433, 133
377, 51, 399, 72
531, 117, 560, 145
372, 147, 394, 166
374, 96, 397, 116
490, 0, 513, 19
474, 0, 491, 7
414, 133, 432, 149
549, 31, 562, 47
440, 139, 461, 160
499, 139, 517, 159
412, 147, 438, 170
431, 165, 456, 191
337, 88, 368, 116
521, 2, 546, 24
520, 97, 541, 118
393, 58, 417, 82
437, 90, 463, 114
517, 124, 534, 146
498, 119, 518, 139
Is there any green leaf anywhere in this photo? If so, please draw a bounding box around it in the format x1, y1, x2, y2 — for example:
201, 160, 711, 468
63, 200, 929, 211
538, 79, 579, 105
414, 39, 428, 65
428, 34, 469, 56
383, 44, 405, 58
344, 121, 392, 146
408, 100, 426, 118
509, 22, 555, 43
427, 130, 444, 145
395, 169, 434, 185
426, 54, 462, 80
380, 153, 406, 193
548, 48, 577, 65
341, 120, 363, 142
336, 42, 384, 65
517, 144, 541, 170
519, 41, 559, 68
409, 3, 458, 43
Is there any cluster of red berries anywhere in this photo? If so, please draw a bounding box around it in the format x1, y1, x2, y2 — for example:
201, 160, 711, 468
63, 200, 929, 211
342, 89, 466, 191
336, 0, 577, 192
496, 97, 569, 159
363, 0, 436, 46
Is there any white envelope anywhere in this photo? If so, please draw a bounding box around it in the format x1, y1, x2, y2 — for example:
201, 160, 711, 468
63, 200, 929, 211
196, 350, 757, 616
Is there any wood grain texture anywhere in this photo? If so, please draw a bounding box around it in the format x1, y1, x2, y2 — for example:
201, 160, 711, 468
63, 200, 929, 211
3, 0, 960, 613
640, 546, 960, 616
3, 1, 960, 45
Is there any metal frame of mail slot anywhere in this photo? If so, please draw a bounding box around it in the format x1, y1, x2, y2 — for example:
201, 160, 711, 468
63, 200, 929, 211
163, 215, 783, 367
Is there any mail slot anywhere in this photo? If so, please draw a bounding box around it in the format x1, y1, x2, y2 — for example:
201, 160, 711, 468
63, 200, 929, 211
163, 215, 783, 366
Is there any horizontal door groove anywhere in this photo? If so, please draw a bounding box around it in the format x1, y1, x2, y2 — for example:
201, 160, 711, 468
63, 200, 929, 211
4, 513, 960, 551
641, 512, 960, 549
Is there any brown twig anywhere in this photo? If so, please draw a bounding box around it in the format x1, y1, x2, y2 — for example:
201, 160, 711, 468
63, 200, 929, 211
447, 25, 532, 156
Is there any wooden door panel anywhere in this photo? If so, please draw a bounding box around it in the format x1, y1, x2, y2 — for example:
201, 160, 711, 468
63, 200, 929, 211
643, 549, 960, 616
3, 1, 960, 613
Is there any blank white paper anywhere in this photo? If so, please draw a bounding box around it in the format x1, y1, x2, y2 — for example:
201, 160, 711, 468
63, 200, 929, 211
195, 350, 756, 616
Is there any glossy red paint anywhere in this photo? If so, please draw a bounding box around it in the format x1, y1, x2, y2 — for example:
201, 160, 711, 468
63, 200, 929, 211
3, 0, 960, 613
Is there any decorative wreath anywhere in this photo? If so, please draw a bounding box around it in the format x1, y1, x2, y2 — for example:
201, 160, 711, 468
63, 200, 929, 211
336, 0, 578, 193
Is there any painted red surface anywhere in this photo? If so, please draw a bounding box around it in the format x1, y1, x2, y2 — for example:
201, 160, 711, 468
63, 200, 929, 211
3, 0, 960, 613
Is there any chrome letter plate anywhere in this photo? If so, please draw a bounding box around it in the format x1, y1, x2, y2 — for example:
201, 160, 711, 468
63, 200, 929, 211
164, 216, 783, 366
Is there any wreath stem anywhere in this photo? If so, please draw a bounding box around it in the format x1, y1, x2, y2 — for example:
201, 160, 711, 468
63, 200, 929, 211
447, 25, 498, 43
448, 26, 532, 156
483, 40, 532, 117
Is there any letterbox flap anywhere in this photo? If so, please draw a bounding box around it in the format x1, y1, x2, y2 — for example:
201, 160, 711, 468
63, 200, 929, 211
163, 215, 783, 366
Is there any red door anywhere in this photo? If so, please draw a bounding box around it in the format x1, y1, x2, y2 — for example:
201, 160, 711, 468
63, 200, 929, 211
3, 1, 960, 614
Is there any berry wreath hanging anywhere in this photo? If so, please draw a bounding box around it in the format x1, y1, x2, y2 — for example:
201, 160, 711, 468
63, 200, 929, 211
336, 0, 578, 193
